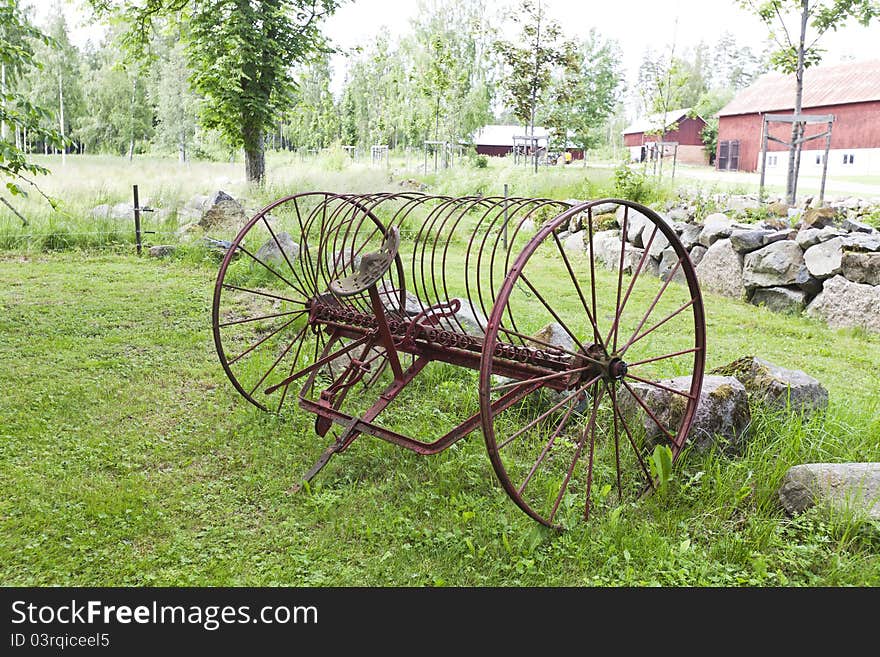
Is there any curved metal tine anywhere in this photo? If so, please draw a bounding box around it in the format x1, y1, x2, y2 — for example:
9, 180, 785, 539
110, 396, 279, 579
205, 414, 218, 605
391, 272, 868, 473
291, 194, 326, 294
605, 380, 654, 489
497, 199, 568, 347
548, 383, 605, 524
604, 223, 661, 348
440, 197, 494, 336
497, 374, 601, 451
489, 364, 595, 392
264, 333, 372, 396
322, 195, 374, 315
396, 195, 452, 317
418, 197, 465, 323
428, 198, 477, 335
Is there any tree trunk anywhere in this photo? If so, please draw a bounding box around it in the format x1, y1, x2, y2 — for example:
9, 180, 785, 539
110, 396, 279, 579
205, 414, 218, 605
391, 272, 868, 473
1, 62, 7, 142
243, 123, 265, 183
178, 128, 186, 163
786, 0, 810, 205
128, 75, 137, 161
58, 74, 66, 165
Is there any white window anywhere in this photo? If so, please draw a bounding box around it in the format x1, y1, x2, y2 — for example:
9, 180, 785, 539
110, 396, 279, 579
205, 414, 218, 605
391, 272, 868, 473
767, 155, 777, 167
842, 153, 854, 165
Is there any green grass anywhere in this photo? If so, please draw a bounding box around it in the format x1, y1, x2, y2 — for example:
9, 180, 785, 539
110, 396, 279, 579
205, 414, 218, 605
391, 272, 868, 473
1, 252, 878, 586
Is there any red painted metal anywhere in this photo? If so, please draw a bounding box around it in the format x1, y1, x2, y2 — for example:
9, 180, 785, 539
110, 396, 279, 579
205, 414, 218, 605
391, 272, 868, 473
212, 193, 706, 526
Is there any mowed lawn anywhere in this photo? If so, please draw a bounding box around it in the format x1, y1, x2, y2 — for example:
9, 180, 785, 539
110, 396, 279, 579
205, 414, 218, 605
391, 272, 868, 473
1, 252, 879, 586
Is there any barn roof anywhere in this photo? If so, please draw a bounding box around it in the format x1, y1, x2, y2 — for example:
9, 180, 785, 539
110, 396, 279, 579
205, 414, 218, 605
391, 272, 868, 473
623, 108, 695, 136
472, 124, 550, 146
717, 59, 880, 117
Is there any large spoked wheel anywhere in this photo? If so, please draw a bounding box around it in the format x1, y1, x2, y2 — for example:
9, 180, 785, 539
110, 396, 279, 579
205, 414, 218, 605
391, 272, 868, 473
479, 199, 705, 528
212, 193, 406, 416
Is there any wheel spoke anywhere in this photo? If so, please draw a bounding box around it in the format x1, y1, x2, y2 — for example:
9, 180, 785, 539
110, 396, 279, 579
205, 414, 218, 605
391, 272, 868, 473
490, 365, 596, 392
261, 215, 311, 298
548, 383, 605, 524
226, 315, 300, 366
551, 231, 602, 346
612, 206, 628, 352
263, 334, 372, 395
586, 207, 599, 342
625, 373, 697, 399
248, 325, 308, 396
498, 375, 601, 451
604, 223, 659, 348
234, 242, 305, 296
219, 308, 307, 328
620, 299, 696, 355
618, 257, 682, 354
605, 380, 654, 489
276, 324, 313, 413
619, 379, 676, 445
519, 273, 591, 358
222, 283, 305, 305
517, 395, 580, 495
609, 382, 623, 499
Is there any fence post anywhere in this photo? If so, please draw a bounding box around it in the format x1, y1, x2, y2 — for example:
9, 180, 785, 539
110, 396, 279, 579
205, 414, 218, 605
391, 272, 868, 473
133, 184, 142, 256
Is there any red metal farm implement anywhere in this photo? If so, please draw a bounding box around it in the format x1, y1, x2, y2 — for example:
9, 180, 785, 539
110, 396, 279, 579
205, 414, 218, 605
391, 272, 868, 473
212, 193, 705, 528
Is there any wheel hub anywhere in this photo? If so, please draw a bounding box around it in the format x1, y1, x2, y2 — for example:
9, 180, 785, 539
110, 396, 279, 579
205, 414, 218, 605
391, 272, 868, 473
575, 344, 628, 383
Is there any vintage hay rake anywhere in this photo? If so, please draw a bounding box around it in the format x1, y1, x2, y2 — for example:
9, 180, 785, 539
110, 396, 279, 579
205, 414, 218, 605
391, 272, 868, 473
212, 192, 705, 528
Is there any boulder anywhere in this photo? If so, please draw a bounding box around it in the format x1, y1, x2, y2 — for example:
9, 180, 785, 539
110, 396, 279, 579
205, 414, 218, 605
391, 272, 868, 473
590, 202, 618, 215
749, 286, 807, 314
840, 251, 880, 285
841, 217, 874, 234
679, 223, 703, 250
646, 227, 670, 259
616, 205, 651, 247
378, 280, 422, 316
658, 247, 686, 284
593, 234, 644, 274
198, 190, 248, 229
711, 356, 827, 415
779, 463, 880, 520
730, 228, 773, 254
667, 207, 689, 222
695, 239, 745, 299
430, 298, 487, 337
766, 201, 790, 217
586, 229, 622, 265
519, 218, 536, 233
688, 244, 708, 267
147, 245, 175, 258
255, 231, 300, 268
564, 230, 586, 253
533, 321, 576, 354
697, 213, 733, 247
805, 275, 880, 332
763, 229, 796, 246
742, 240, 804, 290
620, 375, 751, 453
803, 237, 844, 279
795, 228, 824, 249
794, 265, 824, 297
801, 207, 836, 229
843, 232, 880, 252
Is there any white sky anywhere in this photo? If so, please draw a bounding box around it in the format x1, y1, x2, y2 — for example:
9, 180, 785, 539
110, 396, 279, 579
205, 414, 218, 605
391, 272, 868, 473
32, 0, 880, 118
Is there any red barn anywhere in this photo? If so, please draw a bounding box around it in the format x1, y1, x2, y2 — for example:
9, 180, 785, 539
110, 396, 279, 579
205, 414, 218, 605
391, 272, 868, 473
622, 108, 708, 165
716, 59, 880, 175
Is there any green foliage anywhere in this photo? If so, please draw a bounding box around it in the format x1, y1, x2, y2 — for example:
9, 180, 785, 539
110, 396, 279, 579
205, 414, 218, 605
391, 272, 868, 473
650, 445, 674, 490
613, 163, 652, 203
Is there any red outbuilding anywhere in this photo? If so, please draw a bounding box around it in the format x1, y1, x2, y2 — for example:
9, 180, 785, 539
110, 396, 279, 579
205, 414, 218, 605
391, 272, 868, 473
622, 108, 708, 165
716, 59, 880, 175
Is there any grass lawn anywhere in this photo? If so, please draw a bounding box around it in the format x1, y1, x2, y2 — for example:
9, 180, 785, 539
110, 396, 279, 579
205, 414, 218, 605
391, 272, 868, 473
1, 252, 879, 586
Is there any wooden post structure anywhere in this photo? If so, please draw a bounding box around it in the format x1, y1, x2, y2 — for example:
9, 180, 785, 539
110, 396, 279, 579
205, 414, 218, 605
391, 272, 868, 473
760, 113, 834, 206
818, 117, 833, 206
133, 184, 142, 256
759, 114, 769, 202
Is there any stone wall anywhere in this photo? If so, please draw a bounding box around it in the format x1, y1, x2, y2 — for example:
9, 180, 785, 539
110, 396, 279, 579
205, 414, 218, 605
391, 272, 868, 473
559, 193, 880, 333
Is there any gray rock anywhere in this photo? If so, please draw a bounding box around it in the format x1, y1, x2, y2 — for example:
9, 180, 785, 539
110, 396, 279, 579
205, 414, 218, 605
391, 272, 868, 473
841, 251, 880, 285
688, 244, 708, 267
794, 265, 824, 296
667, 208, 689, 222
698, 213, 733, 247
620, 375, 751, 453
763, 229, 796, 245
779, 463, 880, 520
730, 228, 773, 253
326, 249, 362, 275
742, 240, 804, 289
586, 230, 622, 266
658, 247, 686, 283
843, 232, 880, 252
520, 218, 536, 233
255, 231, 300, 268
713, 356, 827, 414
801, 207, 837, 229
679, 223, 703, 250
590, 202, 618, 215
616, 205, 651, 247
147, 245, 175, 258
842, 217, 874, 233
378, 280, 422, 316
805, 275, 880, 332
593, 233, 644, 274
199, 190, 248, 229
532, 321, 576, 354
564, 230, 586, 253
695, 239, 745, 299
749, 286, 807, 314
647, 227, 670, 259
795, 228, 824, 249
804, 237, 844, 279
431, 298, 487, 337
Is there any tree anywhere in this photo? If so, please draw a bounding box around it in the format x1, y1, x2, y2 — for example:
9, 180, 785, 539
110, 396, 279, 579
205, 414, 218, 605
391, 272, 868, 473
91, 0, 341, 184
495, 0, 576, 163
542, 30, 623, 161
741, 0, 880, 203
636, 45, 689, 179
0, 0, 64, 222
153, 38, 199, 161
